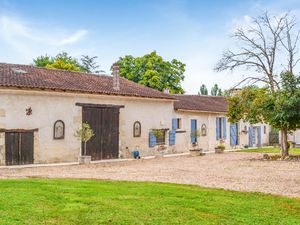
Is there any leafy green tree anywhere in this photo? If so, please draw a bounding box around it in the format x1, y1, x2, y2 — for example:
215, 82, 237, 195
33, 55, 54, 67
198, 84, 208, 95
81, 55, 103, 73
211, 84, 222, 96
33, 52, 101, 73
215, 12, 300, 156
227, 73, 300, 156
116, 51, 185, 94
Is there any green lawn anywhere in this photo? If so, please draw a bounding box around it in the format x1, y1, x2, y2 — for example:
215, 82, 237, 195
0, 179, 299, 225
238, 147, 300, 155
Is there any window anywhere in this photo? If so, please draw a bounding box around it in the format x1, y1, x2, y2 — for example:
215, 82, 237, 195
172, 118, 182, 130
216, 117, 227, 140
191, 119, 197, 143
133, 121, 141, 137
53, 120, 65, 139
201, 124, 207, 136
264, 126, 266, 134
154, 129, 166, 145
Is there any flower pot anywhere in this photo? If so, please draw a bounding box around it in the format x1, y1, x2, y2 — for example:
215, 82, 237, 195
79, 155, 91, 164
215, 148, 224, 154
189, 148, 203, 156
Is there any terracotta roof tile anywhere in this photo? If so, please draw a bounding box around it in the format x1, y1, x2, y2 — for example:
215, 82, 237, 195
173, 94, 228, 113
0, 63, 174, 100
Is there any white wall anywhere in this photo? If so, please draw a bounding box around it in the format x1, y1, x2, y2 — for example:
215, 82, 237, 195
172, 110, 270, 152
0, 88, 175, 164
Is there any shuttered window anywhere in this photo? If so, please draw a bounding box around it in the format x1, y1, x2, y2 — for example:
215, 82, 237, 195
172, 118, 181, 130
216, 117, 227, 140
169, 130, 176, 145
191, 119, 197, 143
149, 132, 156, 147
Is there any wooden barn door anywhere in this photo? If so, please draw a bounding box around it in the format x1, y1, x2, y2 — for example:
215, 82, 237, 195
82, 106, 120, 160
5, 132, 34, 165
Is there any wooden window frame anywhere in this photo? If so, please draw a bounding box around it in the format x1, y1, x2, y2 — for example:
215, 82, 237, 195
154, 129, 166, 145
201, 124, 207, 136
133, 121, 141, 137
53, 120, 65, 140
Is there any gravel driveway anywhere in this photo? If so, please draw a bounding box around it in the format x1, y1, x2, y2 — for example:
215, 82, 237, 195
0, 152, 299, 198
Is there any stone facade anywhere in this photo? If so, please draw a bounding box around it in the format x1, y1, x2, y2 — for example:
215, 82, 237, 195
0, 88, 271, 165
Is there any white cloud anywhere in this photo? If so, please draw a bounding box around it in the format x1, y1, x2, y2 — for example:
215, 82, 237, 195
0, 15, 88, 62
56, 29, 88, 46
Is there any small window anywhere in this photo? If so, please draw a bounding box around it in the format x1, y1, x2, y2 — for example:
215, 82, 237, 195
172, 118, 182, 130
53, 120, 65, 139
153, 129, 166, 145
264, 126, 266, 134
201, 124, 207, 136
133, 121, 141, 137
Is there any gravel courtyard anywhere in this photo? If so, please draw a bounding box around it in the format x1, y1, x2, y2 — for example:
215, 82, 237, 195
0, 152, 299, 198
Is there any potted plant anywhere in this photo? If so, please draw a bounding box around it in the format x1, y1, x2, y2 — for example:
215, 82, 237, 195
215, 139, 225, 153
152, 129, 167, 157
75, 122, 95, 164
189, 129, 203, 156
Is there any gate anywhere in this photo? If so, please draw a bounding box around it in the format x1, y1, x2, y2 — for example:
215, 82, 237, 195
81, 104, 122, 160
5, 132, 34, 165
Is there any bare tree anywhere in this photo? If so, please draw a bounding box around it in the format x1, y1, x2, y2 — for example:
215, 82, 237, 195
215, 12, 300, 92
215, 12, 300, 156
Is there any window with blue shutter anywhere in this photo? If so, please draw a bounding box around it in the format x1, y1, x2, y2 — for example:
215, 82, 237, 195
249, 127, 254, 147
216, 117, 220, 140
149, 131, 156, 147
191, 119, 197, 143
257, 126, 262, 146
169, 130, 176, 145
222, 117, 227, 139
172, 118, 178, 130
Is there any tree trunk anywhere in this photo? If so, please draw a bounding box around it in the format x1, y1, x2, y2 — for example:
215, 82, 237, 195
280, 129, 289, 157
84, 141, 87, 156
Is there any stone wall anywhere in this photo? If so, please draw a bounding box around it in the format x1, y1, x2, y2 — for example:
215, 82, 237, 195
0, 88, 174, 164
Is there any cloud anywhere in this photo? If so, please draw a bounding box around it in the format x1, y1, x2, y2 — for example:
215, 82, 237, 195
0, 15, 88, 62
56, 29, 88, 46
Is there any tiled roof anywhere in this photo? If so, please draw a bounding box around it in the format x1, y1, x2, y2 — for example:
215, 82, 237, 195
173, 94, 228, 113
0, 63, 174, 100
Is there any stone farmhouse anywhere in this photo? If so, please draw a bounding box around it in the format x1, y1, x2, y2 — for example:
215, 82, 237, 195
0, 63, 270, 165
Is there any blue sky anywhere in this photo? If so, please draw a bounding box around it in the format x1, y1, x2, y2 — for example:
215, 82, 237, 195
0, 0, 299, 93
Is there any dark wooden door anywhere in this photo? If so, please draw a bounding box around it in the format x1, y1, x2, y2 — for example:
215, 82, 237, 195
5, 132, 34, 165
82, 107, 119, 160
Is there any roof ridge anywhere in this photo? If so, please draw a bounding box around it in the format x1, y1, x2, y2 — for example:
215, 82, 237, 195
173, 94, 226, 98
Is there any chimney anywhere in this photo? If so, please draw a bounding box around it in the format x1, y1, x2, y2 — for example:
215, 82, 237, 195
112, 63, 120, 91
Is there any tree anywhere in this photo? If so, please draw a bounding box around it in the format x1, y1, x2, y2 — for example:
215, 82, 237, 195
116, 51, 185, 94
33, 52, 102, 73
211, 84, 223, 96
198, 84, 208, 95
74, 122, 95, 156
81, 55, 103, 74
215, 12, 300, 156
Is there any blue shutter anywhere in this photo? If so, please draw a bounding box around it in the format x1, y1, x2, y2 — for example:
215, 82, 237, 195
257, 126, 262, 146
149, 131, 156, 147
223, 117, 227, 139
230, 123, 238, 146
169, 130, 176, 145
216, 117, 220, 140
249, 127, 254, 147
191, 119, 197, 143
172, 118, 178, 130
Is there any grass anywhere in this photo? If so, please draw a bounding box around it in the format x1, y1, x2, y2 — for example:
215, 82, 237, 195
0, 179, 299, 225
238, 147, 300, 155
